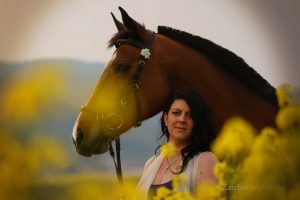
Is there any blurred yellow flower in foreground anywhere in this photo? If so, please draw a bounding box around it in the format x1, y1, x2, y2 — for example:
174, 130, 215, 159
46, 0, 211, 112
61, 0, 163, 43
276, 84, 293, 107
212, 117, 256, 161
161, 142, 176, 158
151, 175, 194, 200
213, 162, 228, 186
154, 187, 172, 200
197, 183, 224, 200
236, 128, 279, 184
275, 105, 300, 131
254, 127, 279, 153
172, 174, 187, 191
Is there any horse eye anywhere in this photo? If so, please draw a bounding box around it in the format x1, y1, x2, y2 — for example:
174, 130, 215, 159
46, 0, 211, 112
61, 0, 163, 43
116, 64, 130, 73
114, 42, 120, 48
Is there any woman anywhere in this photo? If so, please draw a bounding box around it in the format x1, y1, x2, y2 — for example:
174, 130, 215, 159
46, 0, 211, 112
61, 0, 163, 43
137, 90, 219, 199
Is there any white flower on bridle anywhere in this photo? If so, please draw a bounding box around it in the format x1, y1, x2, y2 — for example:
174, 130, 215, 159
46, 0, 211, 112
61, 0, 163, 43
140, 48, 151, 60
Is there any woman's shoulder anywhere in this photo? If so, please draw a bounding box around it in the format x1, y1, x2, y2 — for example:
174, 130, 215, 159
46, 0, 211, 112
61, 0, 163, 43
194, 151, 219, 184
197, 151, 218, 169
144, 154, 161, 171
145, 155, 157, 165
199, 151, 218, 160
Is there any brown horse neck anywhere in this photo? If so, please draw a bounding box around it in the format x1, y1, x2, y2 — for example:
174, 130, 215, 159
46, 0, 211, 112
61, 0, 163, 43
155, 35, 278, 131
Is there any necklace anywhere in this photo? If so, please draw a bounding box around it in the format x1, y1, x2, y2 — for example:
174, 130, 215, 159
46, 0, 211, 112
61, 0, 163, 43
165, 156, 182, 173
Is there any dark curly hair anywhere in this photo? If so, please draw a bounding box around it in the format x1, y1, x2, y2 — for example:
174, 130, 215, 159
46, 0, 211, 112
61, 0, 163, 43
156, 90, 216, 173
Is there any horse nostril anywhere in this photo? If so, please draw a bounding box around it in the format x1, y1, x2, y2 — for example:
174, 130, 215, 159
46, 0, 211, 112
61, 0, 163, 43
76, 128, 84, 146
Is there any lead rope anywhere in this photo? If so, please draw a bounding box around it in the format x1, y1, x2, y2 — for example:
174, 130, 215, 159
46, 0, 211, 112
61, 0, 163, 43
109, 138, 125, 199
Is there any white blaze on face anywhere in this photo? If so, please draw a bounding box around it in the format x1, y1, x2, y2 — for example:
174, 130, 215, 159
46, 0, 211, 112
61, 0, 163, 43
72, 115, 80, 143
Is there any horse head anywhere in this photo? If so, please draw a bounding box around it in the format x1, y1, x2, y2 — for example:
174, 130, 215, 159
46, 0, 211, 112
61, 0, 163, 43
72, 7, 169, 156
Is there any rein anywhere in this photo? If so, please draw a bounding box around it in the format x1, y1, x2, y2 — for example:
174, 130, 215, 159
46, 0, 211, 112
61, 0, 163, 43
80, 30, 155, 187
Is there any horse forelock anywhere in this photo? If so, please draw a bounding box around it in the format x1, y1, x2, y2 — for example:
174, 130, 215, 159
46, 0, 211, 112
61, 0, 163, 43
107, 31, 130, 48
157, 26, 278, 106
107, 26, 148, 49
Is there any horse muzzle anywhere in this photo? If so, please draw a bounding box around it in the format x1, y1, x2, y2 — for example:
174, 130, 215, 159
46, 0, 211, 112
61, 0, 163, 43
72, 127, 110, 156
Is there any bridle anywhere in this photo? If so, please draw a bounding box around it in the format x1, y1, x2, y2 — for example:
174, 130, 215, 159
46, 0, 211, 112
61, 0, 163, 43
80, 30, 155, 186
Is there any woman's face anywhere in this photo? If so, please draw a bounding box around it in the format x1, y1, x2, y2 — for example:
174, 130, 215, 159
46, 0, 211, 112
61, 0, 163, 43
164, 99, 194, 144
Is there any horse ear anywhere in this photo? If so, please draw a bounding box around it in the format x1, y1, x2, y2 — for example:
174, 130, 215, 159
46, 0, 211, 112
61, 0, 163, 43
118, 6, 147, 42
111, 12, 126, 32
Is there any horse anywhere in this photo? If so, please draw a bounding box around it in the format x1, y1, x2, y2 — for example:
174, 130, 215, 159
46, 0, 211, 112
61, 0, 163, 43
72, 7, 278, 158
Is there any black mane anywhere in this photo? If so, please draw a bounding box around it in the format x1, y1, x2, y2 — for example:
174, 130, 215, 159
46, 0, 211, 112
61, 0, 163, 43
158, 26, 278, 106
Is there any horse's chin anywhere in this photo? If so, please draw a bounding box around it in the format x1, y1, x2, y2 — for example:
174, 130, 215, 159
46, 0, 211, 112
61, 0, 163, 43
76, 142, 110, 157
94, 142, 110, 154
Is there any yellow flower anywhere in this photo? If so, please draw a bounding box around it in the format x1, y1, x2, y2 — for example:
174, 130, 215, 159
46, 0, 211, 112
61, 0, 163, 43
287, 184, 300, 200
172, 191, 195, 200
213, 162, 227, 185
196, 183, 221, 200
276, 84, 293, 107
161, 142, 176, 158
275, 105, 300, 131
236, 127, 280, 186
153, 187, 172, 200
172, 174, 187, 192
259, 127, 278, 138
253, 127, 279, 153
212, 117, 256, 161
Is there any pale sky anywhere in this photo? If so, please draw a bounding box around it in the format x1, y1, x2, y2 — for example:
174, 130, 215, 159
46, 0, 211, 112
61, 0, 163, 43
0, 0, 299, 87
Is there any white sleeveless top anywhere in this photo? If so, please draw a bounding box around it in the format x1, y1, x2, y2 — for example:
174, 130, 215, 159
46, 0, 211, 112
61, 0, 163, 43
136, 152, 204, 198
